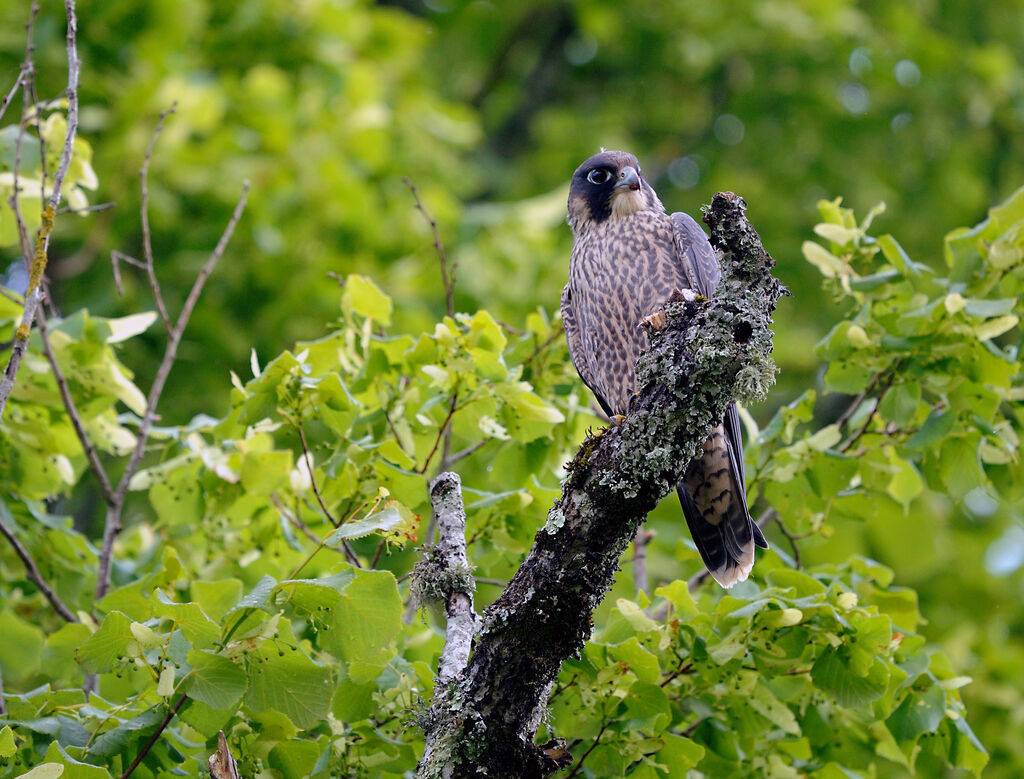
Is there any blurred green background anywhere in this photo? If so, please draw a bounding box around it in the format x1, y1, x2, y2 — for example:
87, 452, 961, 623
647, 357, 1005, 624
3, 0, 1023, 773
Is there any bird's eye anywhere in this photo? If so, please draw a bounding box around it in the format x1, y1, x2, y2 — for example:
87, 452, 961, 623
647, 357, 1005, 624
587, 169, 610, 185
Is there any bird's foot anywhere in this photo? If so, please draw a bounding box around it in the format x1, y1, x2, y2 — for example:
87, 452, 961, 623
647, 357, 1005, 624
639, 310, 667, 331
666, 286, 698, 304
640, 288, 699, 332
610, 413, 627, 426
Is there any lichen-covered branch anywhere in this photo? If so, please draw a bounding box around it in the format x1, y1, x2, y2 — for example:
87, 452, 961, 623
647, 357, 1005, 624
415, 472, 480, 777
421, 193, 787, 777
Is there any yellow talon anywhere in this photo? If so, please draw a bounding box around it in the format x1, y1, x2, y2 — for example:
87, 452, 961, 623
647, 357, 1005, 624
611, 414, 627, 426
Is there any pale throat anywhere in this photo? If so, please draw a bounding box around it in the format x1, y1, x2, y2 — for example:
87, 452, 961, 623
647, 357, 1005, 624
610, 189, 646, 218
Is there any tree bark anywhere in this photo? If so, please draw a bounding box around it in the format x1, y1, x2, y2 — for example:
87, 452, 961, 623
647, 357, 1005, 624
416, 193, 787, 778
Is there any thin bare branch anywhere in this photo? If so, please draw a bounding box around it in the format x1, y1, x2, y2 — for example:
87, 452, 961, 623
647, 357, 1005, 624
95, 181, 250, 601
0, 71, 26, 127
0, 516, 78, 623
56, 200, 115, 216
139, 104, 177, 338
403, 177, 455, 318
121, 693, 187, 778
295, 423, 362, 567
443, 438, 489, 468
0, 0, 81, 419
633, 528, 654, 596
269, 492, 349, 560
36, 314, 117, 506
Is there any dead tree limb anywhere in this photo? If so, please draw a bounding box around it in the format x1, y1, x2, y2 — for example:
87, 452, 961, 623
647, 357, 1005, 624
415, 472, 481, 774
417, 193, 787, 777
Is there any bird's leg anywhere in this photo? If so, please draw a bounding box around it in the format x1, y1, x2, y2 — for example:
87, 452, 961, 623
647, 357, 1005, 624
610, 413, 627, 425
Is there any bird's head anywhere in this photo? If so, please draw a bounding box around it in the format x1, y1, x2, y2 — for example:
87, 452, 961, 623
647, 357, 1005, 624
567, 150, 664, 233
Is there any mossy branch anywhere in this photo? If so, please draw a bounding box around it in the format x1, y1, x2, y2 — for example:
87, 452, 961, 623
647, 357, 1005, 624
417, 192, 788, 777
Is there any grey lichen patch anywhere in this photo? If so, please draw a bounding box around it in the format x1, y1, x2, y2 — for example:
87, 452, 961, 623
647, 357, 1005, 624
417, 678, 489, 779
410, 544, 476, 609
543, 505, 566, 534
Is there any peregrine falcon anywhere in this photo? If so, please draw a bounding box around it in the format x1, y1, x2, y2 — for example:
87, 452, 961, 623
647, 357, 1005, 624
561, 150, 768, 588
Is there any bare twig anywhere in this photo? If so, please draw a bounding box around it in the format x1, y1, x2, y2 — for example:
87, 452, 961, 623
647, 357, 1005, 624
841, 371, 896, 454
269, 492, 349, 560
0, 515, 79, 623
295, 424, 362, 567
633, 528, 653, 596
774, 514, 802, 568
418, 392, 458, 475
444, 438, 489, 467
95, 181, 250, 601
403, 177, 455, 318
0, 71, 26, 127
0, 3, 38, 129
565, 721, 608, 779
36, 315, 117, 506
139, 104, 177, 338
121, 693, 187, 778
0, 0, 80, 419
520, 323, 566, 372
56, 200, 115, 216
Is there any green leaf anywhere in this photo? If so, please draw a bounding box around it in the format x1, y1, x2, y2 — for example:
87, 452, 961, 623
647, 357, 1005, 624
904, 410, 955, 451
157, 598, 216, 650
342, 274, 393, 325
240, 450, 293, 496
886, 457, 924, 510
103, 312, 158, 343
0, 725, 15, 757
939, 436, 986, 499
878, 383, 920, 427
279, 569, 402, 682
974, 314, 1018, 341
326, 505, 404, 542
75, 611, 133, 674
186, 650, 248, 709
951, 715, 989, 775
622, 682, 671, 732
811, 648, 888, 708
87, 708, 163, 758
749, 682, 800, 735
886, 685, 945, 741
0, 611, 45, 681
42, 741, 113, 778
657, 733, 705, 771
243, 649, 334, 729
14, 766, 65, 779
268, 739, 323, 778
802, 241, 850, 277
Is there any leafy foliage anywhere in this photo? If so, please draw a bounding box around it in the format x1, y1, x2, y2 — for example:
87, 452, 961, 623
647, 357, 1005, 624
2, 1, 1024, 775
4, 186, 1023, 773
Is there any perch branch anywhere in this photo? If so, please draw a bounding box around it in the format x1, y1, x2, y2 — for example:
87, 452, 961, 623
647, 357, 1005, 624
416, 193, 786, 778
417, 472, 480, 770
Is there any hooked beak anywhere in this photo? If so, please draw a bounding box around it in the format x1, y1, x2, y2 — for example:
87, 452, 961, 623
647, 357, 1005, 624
615, 166, 641, 192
